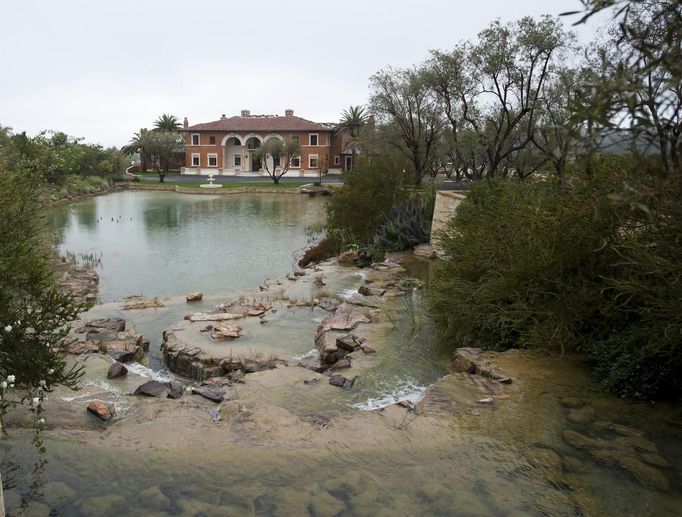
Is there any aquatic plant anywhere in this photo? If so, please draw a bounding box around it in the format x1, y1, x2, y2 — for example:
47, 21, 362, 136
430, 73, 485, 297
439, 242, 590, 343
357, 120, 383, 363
373, 198, 433, 252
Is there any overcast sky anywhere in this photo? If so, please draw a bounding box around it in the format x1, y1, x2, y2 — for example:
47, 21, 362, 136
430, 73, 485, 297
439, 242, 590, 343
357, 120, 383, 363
0, 0, 607, 148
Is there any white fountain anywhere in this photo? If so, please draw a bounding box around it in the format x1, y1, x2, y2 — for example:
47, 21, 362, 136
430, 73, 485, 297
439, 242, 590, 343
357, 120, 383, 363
199, 173, 223, 189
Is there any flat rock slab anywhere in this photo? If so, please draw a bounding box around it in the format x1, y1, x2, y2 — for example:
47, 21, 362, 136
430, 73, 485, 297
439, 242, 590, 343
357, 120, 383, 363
83, 318, 126, 333
358, 285, 386, 297
189, 312, 244, 322
329, 375, 356, 389
66, 341, 99, 355
451, 348, 512, 383
133, 380, 184, 399
191, 387, 227, 403
105, 340, 144, 363
315, 311, 370, 341
121, 296, 165, 310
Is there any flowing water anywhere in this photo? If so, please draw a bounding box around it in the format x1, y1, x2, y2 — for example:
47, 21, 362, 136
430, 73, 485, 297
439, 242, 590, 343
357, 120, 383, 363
2, 191, 681, 516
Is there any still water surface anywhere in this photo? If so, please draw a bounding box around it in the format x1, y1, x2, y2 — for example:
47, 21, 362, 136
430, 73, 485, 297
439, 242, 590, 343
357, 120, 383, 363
49, 191, 325, 302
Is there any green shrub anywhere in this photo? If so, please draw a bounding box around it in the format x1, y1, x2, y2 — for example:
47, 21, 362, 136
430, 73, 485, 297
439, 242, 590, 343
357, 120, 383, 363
326, 156, 409, 247
428, 155, 682, 399
1, 169, 85, 427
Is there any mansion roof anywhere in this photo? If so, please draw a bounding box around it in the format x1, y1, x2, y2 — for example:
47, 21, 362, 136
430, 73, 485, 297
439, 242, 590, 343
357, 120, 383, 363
184, 114, 334, 133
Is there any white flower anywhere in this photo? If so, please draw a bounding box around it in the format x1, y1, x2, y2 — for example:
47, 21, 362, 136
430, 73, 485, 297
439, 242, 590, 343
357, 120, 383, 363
9, 384, 14, 389
39, 418, 45, 424
15, 320, 20, 326
45, 343, 50, 348
32, 397, 40, 406
7, 375, 15, 383
1, 381, 6, 388
47, 369, 55, 375
4, 325, 11, 332
39, 380, 46, 387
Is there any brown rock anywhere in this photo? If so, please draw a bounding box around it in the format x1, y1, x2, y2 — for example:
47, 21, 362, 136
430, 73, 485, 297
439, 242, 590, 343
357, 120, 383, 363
451, 347, 511, 383
84, 318, 126, 333
559, 397, 585, 409
568, 407, 595, 425
211, 324, 241, 339
358, 285, 386, 297
361, 345, 376, 354
315, 311, 370, 340
338, 250, 359, 264
336, 335, 359, 352
87, 400, 114, 421
618, 457, 669, 492
191, 386, 226, 403
640, 452, 670, 468
107, 362, 128, 379
65, 341, 99, 355
121, 296, 164, 310
330, 358, 351, 370
105, 340, 143, 363
562, 456, 588, 473
186, 292, 203, 302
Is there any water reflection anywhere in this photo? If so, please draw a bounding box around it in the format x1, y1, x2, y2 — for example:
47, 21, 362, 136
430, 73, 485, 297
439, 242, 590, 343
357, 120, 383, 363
48, 192, 325, 302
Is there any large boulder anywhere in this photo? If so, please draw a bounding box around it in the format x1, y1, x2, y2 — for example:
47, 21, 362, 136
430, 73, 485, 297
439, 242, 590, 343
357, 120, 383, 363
133, 380, 184, 399
107, 362, 128, 379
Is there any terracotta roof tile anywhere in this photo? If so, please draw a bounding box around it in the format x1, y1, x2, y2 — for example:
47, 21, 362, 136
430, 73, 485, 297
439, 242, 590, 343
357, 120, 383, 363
184, 115, 334, 132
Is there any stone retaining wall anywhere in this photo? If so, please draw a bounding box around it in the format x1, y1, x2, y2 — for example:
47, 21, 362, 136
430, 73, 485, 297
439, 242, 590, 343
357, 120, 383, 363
126, 184, 301, 195
430, 191, 467, 254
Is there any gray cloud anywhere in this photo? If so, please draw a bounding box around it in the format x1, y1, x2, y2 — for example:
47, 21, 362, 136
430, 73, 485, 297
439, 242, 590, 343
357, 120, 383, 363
0, 0, 603, 147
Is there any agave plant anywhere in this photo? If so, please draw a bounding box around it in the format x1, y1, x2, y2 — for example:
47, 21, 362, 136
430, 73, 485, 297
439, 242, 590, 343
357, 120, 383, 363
374, 198, 433, 252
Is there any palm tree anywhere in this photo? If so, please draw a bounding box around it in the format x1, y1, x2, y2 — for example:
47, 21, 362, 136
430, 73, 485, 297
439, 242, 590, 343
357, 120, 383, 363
153, 114, 182, 132
121, 128, 149, 172
338, 105, 369, 170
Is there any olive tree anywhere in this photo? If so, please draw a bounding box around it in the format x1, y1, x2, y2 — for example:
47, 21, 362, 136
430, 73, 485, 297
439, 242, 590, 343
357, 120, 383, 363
369, 66, 445, 185
255, 138, 302, 184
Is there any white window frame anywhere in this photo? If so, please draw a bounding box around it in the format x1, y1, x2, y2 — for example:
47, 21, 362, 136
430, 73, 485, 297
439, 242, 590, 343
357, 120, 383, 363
309, 133, 318, 146
191, 153, 201, 167
309, 154, 318, 168
191, 133, 200, 146
333, 155, 340, 165
207, 153, 218, 167
291, 155, 301, 168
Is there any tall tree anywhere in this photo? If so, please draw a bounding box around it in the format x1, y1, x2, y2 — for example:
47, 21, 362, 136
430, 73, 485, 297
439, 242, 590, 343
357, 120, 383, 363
144, 131, 184, 183
255, 138, 301, 184
121, 128, 150, 172
469, 16, 573, 178
153, 114, 182, 132
338, 105, 369, 169
370, 67, 444, 185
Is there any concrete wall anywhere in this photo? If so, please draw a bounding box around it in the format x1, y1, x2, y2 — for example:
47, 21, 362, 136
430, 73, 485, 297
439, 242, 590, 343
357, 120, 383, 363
430, 191, 467, 253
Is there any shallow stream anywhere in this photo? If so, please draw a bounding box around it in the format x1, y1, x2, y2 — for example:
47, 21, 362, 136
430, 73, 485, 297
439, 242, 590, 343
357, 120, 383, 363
1, 191, 681, 516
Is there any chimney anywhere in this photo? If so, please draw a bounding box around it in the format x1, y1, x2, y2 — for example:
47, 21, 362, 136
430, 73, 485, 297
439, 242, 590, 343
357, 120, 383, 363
241, 109, 251, 117
220, 114, 226, 119
183, 116, 188, 129
285, 109, 294, 117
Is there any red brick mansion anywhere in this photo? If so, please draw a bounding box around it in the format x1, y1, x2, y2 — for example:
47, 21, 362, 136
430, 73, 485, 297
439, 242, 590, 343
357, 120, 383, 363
180, 109, 352, 176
